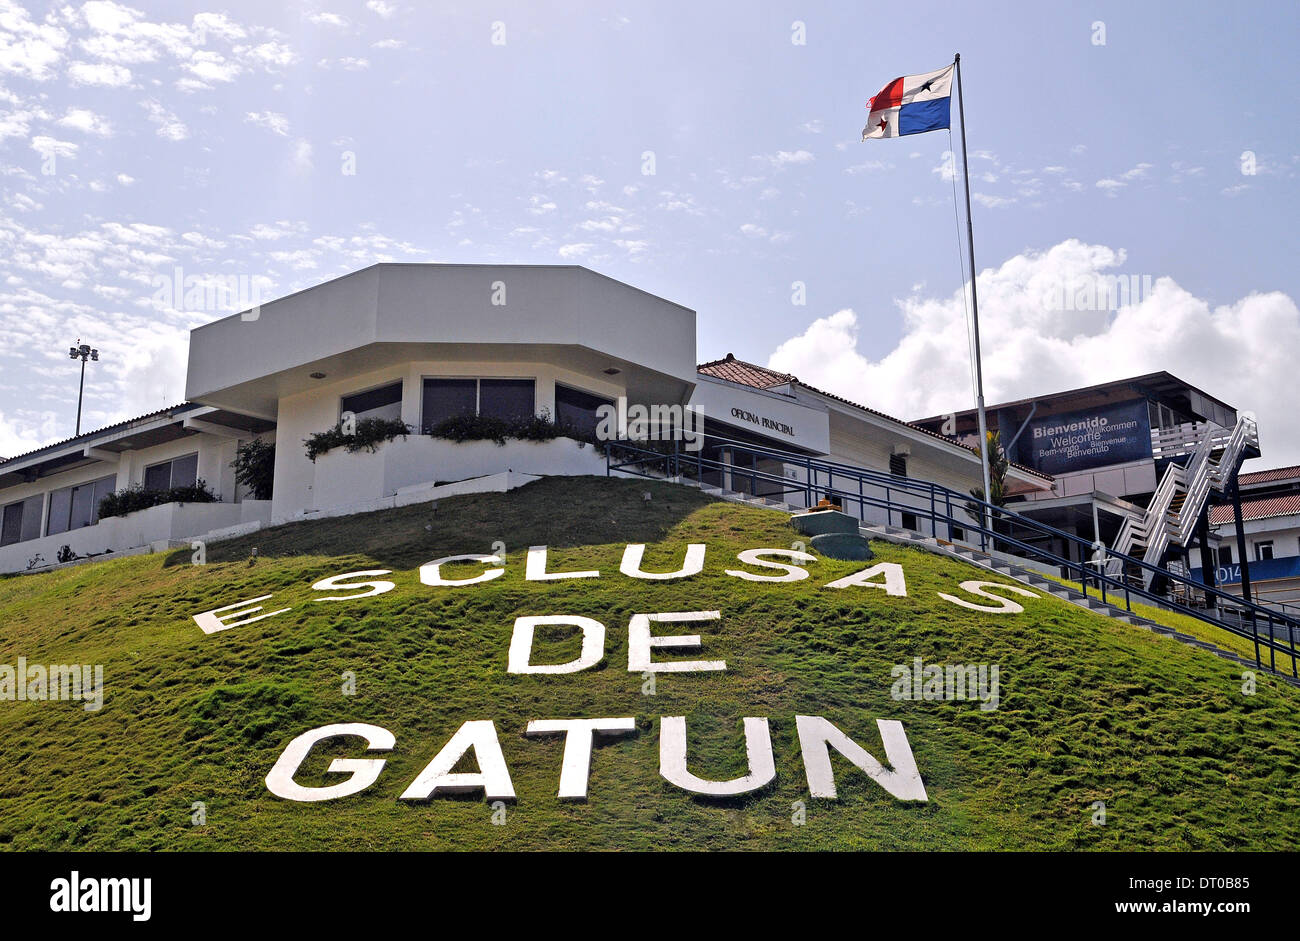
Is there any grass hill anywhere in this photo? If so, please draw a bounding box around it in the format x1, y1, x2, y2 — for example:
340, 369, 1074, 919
1, 476, 1298, 851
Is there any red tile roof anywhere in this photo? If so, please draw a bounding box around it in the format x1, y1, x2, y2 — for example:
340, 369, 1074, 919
1238, 465, 1300, 486
697, 355, 794, 389
1210, 494, 1300, 525
697, 353, 1054, 482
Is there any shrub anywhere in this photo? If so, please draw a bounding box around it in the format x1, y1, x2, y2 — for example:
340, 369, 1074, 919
97, 480, 217, 520
230, 439, 275, 500
304, 417, 412, 462
426, 409, 592, 447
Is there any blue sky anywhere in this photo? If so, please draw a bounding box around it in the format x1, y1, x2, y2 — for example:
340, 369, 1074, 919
2, 0, 1298, 462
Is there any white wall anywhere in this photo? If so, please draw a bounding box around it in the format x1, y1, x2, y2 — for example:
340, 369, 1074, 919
271, 357, 628, 520
187, 265, 697, 416
0, 429, 265, 571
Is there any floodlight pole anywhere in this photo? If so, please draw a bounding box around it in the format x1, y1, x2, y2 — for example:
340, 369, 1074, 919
954, 53, 994, 533
69, 340, 98, 436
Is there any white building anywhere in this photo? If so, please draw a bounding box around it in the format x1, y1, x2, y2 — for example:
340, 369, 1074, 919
0, 263, 1050, 574
1193, 465, 1300, 613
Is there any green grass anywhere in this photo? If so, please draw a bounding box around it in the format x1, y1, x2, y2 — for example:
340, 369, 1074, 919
1043, 572, 1298, 674
1, 476, 1298, 851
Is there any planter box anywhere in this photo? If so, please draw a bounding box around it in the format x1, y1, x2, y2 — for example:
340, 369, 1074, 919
309, 434, 608, 513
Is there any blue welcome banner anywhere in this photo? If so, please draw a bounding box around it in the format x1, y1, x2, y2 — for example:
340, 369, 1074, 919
1018, 400, 1152, 475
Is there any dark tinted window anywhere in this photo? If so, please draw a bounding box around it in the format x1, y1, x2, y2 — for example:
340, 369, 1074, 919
555, 384, 614, 440
341, 381, 403, 422
171, 453, 198, 489
144, 461, 171, 491
422, 379, 477, 432
47, 488, 72, 536
479, 379, 535, 420
1, 502, 22, 546
46, 474, 117, 534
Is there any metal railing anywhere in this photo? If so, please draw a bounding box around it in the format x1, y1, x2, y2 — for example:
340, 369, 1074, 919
605, 430, 1299, 677
1113, 417, 1257, 586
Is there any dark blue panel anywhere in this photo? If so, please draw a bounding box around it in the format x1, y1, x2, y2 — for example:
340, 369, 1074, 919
899, 98, 950, 135
1021, 400, 1152, 475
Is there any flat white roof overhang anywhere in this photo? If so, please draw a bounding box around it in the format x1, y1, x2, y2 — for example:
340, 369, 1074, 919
186, 264, 698, 418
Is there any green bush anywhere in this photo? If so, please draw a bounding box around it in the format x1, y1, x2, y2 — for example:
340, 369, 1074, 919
304, 417, 412, 462
426, 409, 592, 446
230, 438, 275, 500
97, 480, 217, 520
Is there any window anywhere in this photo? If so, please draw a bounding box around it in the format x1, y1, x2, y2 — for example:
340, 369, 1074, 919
951, 525, 965, 541
341, 381, 403, 423
144, 453, 198, 492
1, 494, 43, 546
46, 475, 117, 536
421, 378, 536, 433
901, 511, 918, 531
1217, 545, 1233, 567
479, 379, 535, 420
555, 384, 614, 440
1256, 541, 1274, 562
889, 453, 908, 477
421, 379, 477, 432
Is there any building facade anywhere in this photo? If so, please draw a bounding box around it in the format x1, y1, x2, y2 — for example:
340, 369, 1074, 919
0, 262, 1095, 574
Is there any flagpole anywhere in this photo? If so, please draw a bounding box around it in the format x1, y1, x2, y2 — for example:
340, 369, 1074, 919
954, 52, 993, 533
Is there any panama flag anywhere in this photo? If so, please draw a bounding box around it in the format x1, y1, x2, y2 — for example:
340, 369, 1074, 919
862, 64, 953, 140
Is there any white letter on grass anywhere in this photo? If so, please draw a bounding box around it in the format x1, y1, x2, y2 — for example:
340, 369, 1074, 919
937, 580, 1039, 614
419, 554, 504, 587
659, 716, 774, 796
627, 611, 724, 673
508, 615, 606, 674
725, 548, 816, 582
312, 570, 395, 600
824, 562, 907, 596
525, 717, 637, 799
795, 716, 927, 801
265, 723, 395, 802
526, 545, 599, 581
400, 720, 516, 801
620, 543, 706, 580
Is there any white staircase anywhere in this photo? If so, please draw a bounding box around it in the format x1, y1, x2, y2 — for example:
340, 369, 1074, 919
1111, 416, 1258, 587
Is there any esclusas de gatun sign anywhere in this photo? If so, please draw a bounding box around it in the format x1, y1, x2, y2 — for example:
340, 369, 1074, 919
190, 545, 1037, 806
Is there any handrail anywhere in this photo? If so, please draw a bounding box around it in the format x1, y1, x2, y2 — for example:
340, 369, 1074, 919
604, 428, 1298, 676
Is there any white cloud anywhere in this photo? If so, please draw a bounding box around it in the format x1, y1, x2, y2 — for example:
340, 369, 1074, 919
557, 242, 594, 258
234, 41, 298, 69
366, 1, 398, 17
1095, 178, 1125, 196
140, 99, 188, 140
307, 12, 350, 28
57, 107, 113, 136
0, 0, 69, 80
245, 110, 289, 136
756, 149, 815, 168
66, 60, 131, 86
30, 135, 78, 158
290, 138, 313, 172
767, 239, 1300, 463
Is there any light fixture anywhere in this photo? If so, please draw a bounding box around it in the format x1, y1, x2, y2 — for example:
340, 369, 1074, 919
603, 367, 621, 376
310, 372, 327, 379
68, 339, 99, 436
